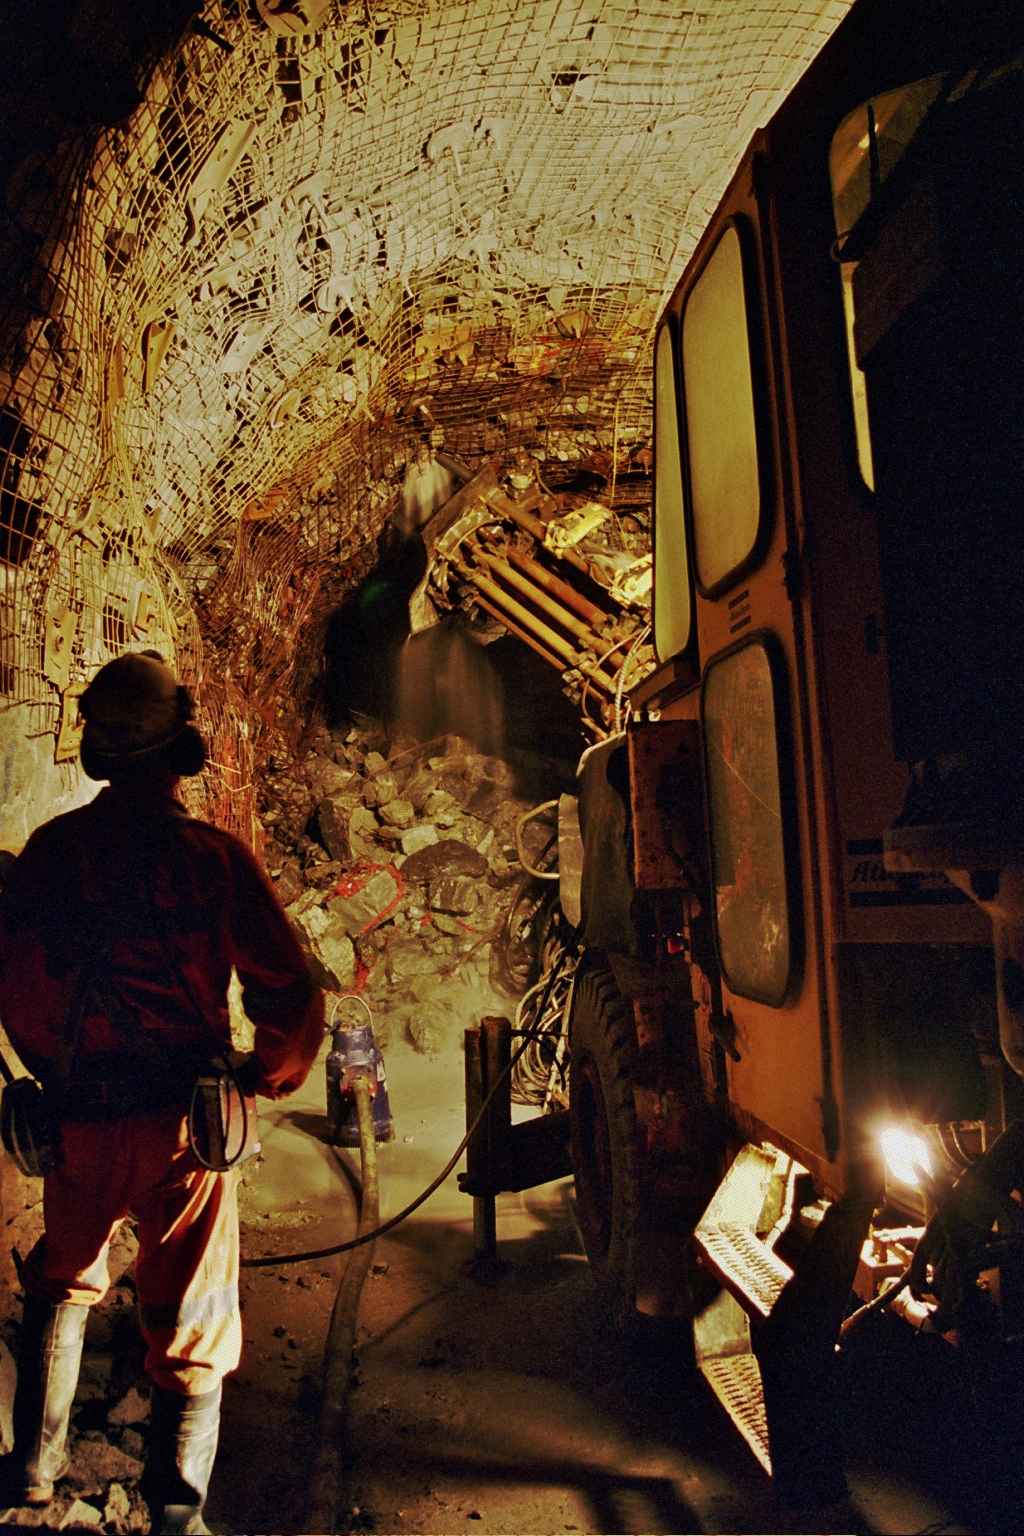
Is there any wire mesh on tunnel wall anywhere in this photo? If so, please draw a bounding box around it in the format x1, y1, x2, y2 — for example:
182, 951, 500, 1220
0, 0, 850, 851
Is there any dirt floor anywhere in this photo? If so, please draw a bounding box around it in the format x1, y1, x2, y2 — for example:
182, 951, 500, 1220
0, 1015, 1009, 1535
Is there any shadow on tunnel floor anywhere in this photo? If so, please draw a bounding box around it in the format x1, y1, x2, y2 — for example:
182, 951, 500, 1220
215, 1192, 776, 1536
214, 1192, 1022, 1536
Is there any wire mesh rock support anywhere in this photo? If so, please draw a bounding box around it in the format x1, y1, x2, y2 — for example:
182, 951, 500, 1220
0, 0, 852, 853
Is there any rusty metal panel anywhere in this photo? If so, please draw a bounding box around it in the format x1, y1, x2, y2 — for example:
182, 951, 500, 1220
557, 792, 584, 929
627, 718, 702, 889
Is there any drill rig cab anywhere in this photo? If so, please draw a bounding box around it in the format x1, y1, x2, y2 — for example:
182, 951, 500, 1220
564, 0, 1024, 1510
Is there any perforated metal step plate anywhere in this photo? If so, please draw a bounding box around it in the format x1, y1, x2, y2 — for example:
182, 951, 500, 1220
700, 1354, 772, 1475
696, 1222, 793, 1319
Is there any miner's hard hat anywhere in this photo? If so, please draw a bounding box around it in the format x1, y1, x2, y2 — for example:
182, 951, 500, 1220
79, 651, 205, 779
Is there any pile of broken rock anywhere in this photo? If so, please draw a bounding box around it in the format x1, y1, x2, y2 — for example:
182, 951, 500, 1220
259, 719, 548, 1052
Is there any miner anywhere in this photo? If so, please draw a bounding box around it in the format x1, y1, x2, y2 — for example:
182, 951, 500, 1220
0, 652, 324, 1533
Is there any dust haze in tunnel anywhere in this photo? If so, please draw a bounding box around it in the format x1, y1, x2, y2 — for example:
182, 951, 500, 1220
0, 0, 852, 852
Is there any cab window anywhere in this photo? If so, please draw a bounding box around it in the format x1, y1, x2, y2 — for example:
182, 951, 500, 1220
702, 638, 794, 1006
681, 222, 763, 595
829, 72, 946, 491
652, 321, 691, 663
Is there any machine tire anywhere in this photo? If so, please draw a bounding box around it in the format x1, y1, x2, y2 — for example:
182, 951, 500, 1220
569, 964, 640, 1332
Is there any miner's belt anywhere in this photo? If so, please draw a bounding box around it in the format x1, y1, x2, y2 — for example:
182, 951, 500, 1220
49, 1071, 196, 1123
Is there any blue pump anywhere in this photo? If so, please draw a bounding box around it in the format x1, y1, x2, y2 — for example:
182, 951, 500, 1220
325, 996, 394, 1146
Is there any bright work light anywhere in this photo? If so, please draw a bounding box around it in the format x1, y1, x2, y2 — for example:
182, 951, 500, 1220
880, 1125, 934, 1188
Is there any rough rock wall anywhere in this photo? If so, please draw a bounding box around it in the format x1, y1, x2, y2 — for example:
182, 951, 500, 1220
0, 0, 851, 850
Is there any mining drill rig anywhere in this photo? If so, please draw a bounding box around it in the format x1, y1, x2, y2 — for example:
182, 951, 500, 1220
446, 0, 1024, 1521
405, 448, 655, 738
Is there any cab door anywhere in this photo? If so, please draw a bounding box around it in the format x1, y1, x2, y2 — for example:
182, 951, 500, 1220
660, 137, 837, 1182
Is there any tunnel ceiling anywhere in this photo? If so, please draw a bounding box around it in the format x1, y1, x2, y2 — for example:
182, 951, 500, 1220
0, 0, 849, 845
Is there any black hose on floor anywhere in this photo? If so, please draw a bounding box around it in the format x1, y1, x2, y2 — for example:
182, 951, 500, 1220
241, 1032, 534, 1268
307, 1075, 378, 1534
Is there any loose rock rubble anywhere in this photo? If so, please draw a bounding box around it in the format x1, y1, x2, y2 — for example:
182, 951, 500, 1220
0, 1214, 151, 1532
258, 717, 559, 1052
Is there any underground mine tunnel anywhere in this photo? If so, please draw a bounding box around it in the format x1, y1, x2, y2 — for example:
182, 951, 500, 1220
3, 1, 1023, 1534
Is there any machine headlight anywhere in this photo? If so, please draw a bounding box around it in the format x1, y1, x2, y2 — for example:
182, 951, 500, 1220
880, 1125, 934, 1188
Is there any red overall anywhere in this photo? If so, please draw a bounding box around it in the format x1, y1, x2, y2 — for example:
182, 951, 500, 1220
0, 786, 323, 1395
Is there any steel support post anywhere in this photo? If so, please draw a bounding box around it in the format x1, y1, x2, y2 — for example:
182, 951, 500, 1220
461, 1018, 513, 1263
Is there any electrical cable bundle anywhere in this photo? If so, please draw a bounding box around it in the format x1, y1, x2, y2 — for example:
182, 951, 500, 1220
511, 939, 578, 1109
490, 814, 560, 998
